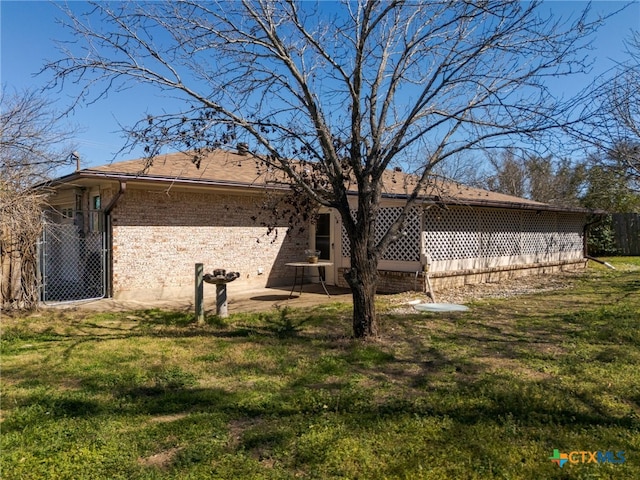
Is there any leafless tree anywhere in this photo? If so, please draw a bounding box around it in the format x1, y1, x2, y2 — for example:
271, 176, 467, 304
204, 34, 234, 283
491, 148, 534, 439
472, 149, 586, 207
47, 0, 602, 337
484, 150, 527, 198
1, 88, 76, 310
606, 32, 640, 188
582, 31, 640, 191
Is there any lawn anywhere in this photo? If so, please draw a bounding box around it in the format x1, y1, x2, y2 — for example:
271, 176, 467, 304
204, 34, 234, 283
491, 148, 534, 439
1, 257, 639, 479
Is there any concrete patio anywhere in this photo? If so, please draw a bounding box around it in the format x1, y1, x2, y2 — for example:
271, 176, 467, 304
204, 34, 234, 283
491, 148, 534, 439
42, 284, 354, 315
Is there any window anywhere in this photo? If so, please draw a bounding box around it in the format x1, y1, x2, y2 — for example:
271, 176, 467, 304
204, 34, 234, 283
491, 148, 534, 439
90, 195, 102, 232
61, 207, 74, 219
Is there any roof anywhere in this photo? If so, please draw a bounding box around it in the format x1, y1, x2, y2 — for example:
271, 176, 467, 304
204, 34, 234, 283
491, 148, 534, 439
51, 149, 589, 213
88, 150, 280, 185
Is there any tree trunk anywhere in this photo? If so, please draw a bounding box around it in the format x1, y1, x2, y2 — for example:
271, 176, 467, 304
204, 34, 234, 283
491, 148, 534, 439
1, 213, 41, 311
1, 231, 10, 307
10, 247, 22, 304
344, 233, 379, 339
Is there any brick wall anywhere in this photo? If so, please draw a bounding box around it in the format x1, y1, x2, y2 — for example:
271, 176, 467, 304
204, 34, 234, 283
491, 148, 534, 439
110, 186, 308, 300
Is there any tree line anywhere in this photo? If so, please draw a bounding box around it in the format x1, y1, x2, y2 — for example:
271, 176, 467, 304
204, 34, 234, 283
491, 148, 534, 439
445, 144, 639, 255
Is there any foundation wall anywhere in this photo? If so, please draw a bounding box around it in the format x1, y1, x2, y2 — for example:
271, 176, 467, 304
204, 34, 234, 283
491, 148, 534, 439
337, 259, 587, 294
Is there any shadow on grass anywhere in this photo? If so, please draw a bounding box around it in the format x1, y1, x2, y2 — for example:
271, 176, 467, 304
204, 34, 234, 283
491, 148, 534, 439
620, 278, 640, 293
4, 274, 640, 475
5, 365, 635, 437
3, 308, 338, 361
134, 307, 324, 340
3, 331, 638, 480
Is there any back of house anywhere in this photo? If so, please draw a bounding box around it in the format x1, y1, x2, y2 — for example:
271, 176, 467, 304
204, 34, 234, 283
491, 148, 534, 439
41, 149, 588, 303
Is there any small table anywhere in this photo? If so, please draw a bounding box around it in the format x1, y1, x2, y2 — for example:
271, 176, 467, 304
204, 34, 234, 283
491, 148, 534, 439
286, 261, 333, 298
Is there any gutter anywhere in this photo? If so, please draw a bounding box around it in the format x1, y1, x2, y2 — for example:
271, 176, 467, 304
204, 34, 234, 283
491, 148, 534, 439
53, 169, 598, 215
584, 255, 616, 269
583, 216, 601, 257
582, 213, 615, 269
378, 193, 594, 214
48, 170, 290, 192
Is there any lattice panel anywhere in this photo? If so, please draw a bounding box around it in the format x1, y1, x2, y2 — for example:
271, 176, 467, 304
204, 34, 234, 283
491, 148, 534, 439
341, 206, 584, 265
341, 213, 351, 257
378, 207, 421, 261
521, 211, 556, 255
480, 208, 522, 257
557, 213, 586, 252
423, 207, 584, 262
422, 207, 480, 261
341, 207, 421, 261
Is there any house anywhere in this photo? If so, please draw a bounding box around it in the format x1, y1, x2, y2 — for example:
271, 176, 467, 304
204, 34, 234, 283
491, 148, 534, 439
41, 148, 588, 302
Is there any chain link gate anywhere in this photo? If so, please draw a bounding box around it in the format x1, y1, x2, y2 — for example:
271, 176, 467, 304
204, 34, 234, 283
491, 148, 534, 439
40, 210, 107, 303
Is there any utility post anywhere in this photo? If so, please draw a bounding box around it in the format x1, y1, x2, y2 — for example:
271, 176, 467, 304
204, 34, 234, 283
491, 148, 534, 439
195, 263, 204, 324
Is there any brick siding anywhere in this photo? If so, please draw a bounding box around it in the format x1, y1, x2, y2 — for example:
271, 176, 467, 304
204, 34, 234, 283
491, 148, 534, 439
110, 187, 307, 300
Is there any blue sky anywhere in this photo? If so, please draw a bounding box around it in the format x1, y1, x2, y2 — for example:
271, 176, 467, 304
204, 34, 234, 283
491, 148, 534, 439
2, 1, 639, 175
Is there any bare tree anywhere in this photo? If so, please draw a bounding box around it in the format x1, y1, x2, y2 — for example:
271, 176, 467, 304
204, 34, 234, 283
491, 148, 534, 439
473, 149, 586, 206
1, 88, 76, 310
582, 31, 640, 191
526, 155, 586, 206
484, 149, 527, 198
607, 32, 640, 188
47, 0, 602, 337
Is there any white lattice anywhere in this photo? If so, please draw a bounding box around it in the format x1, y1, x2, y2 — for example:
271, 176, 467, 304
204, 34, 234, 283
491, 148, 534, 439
341, 221, 350, 257
557, 213, 585, 252
341, 207, 421, 261
521, 211, 556, 256
479, 209, 521, 257
422, 207, 480, 261
423, 207, 584, 263
342, 205, 584, 266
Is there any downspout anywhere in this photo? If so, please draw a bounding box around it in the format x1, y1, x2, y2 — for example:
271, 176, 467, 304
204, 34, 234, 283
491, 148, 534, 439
104, 181, 126, 215
583, 214, 616, 270
103, 181, 126, 297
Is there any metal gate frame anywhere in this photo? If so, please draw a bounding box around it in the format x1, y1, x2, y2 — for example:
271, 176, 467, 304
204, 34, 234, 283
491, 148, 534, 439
39, 210, 108, 303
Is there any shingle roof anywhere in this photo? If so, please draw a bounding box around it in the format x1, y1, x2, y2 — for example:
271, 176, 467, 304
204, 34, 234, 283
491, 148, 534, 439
71, 149, 584, 212
86, 150, 277, 187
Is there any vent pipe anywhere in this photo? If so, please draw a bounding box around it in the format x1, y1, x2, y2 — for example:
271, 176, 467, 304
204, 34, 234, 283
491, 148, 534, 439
237, 143, 249, 155
71, 151, 81, 171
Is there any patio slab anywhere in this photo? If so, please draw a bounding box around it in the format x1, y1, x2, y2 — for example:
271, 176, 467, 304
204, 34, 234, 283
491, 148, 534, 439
42, 284, 353, 314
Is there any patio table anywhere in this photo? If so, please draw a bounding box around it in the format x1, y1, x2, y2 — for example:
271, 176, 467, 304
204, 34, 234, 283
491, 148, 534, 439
286, 261, 333, 298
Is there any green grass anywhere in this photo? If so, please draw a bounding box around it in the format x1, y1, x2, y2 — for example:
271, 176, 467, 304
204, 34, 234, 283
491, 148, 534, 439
1, 257, 639, 479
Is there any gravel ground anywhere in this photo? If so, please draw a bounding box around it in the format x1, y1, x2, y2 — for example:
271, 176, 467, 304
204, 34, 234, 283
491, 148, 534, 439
383, 270, 584, 314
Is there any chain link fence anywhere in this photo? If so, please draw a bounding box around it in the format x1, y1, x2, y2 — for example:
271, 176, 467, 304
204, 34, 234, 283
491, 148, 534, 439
40, 211, 106, 303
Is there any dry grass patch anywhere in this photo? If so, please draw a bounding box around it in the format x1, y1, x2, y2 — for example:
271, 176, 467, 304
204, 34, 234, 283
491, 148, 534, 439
137, 446, 183, 470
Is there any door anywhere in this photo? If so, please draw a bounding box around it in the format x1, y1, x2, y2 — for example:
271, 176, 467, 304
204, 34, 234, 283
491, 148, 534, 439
315, 211, 335, 284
